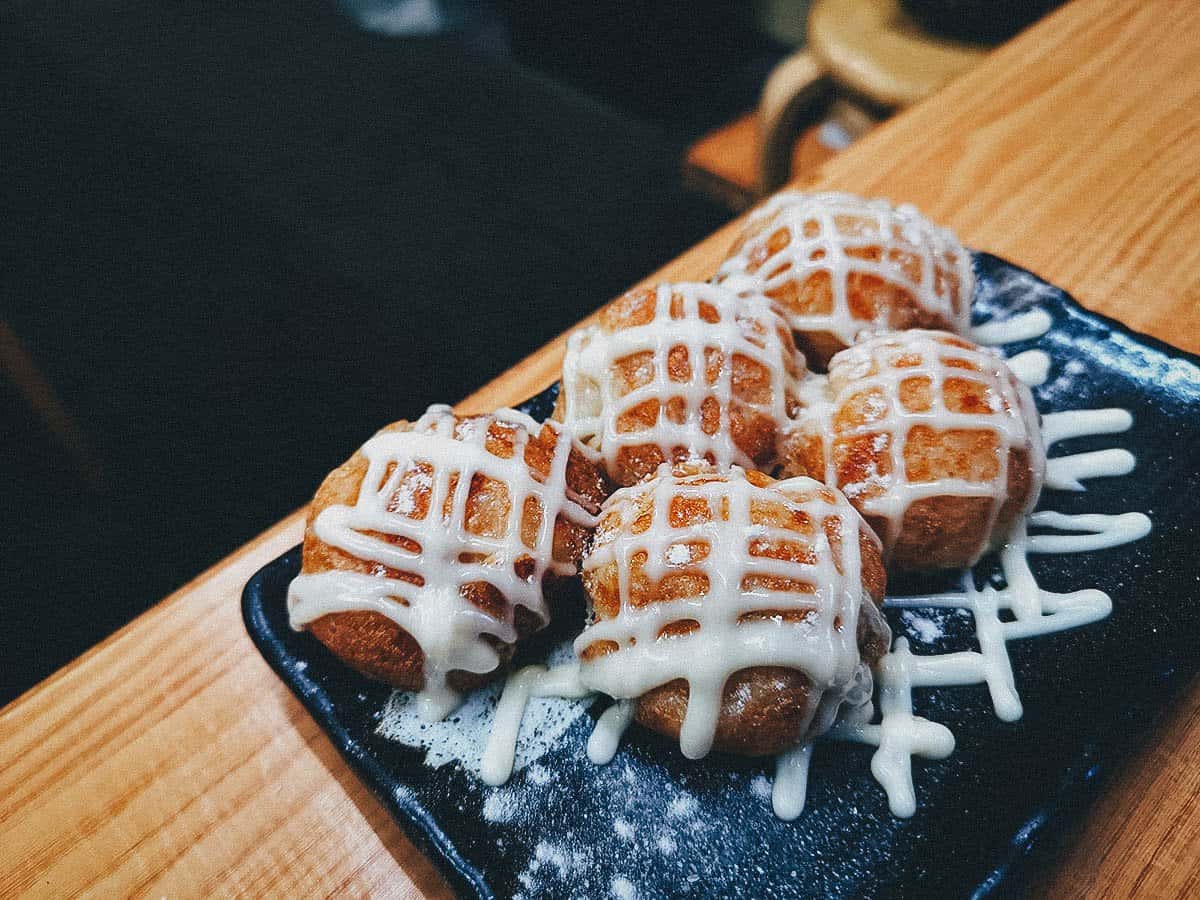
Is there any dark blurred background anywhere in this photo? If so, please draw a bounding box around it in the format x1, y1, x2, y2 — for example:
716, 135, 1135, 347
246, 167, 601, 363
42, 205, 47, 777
0, 1, 797, 703
1, 0, 1056, 704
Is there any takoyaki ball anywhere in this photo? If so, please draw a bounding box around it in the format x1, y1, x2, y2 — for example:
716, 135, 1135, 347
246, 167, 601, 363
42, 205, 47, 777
781, 330, 1045, 570
718, 191, 973, 368
556, 281, 805, 487
576, 462, 890, 758
288, 405, 608, 712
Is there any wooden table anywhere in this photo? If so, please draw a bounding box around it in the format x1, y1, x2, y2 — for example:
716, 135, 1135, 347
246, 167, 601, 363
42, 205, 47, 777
4, 0, 1200, 895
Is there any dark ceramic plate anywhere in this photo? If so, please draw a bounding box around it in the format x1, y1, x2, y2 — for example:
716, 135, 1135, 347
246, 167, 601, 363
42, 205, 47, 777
243, 254, 1200, 899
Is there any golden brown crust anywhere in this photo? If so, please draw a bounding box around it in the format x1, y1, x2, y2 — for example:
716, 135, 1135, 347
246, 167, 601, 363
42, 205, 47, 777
635, 669, 817, 757
781, 331, 1041, 570
727, 209, 969, 368
301, 421, 428, 688
580, 464, 889, 756
561, 285, 803, 486
299, 414, 608, 689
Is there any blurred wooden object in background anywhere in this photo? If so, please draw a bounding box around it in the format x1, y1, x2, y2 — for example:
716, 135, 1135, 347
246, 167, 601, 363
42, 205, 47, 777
684, 104, 863, 211
685, 0, 990, 207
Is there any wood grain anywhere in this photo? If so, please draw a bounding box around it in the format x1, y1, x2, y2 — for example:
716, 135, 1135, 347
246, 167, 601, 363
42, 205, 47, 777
4, 0, 1200, 896
0, 510, 453, 899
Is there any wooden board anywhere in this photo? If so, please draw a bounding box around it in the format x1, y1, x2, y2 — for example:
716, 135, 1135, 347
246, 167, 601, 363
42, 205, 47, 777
683, 111, 844, 211
4, 0, 1200, 895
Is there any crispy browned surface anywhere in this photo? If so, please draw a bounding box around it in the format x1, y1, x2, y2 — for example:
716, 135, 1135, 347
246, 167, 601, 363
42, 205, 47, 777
10, 5, 1200, 894
782, 331, 1039, 570
637, 669, 817, 757
580, 464, 888, 756
730, 211, 968, 368
565, 285, 803, 486
300, 415, 609, 689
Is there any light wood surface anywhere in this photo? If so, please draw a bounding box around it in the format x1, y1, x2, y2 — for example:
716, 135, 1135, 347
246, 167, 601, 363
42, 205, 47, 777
4, 0, 1200, 896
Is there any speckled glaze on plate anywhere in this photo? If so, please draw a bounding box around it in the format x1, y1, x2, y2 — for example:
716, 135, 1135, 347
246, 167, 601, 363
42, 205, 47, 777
243, 254, 1200, 899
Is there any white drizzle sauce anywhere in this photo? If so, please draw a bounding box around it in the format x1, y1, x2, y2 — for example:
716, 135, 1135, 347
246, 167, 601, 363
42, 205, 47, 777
793, 331, 1046, 565
970, 307, 1054, 386
577, 467, 883, 760
480, 662, 590, 786
288, 405, 597, 721
1045, 449, 1135, 491
1023, 510, 1151, 554
1042, 408, 1132, 445
480, 466, 888, 784
364, 301, 1151, 822
971, 308, 1054, 346
587, 700, 636, 765
772, 743, 814, 820
1006, 349, 1052, 387
560, 282, 802, 484
476, 400, 1150, 820
716, 192, 974, 348
1042, 410, 1135, 492
825, 412, 1151, 816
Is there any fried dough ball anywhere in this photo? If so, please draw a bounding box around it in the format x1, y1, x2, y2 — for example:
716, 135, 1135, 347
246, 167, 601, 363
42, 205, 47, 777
556, 281, 805, 487
288, 405, 609, 708
576, 462, 890, 758
717, 191, 973, 368
781, 330, 1045, 570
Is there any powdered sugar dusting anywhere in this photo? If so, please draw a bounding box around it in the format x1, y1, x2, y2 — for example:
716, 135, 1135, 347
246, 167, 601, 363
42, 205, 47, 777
666, 542, 694, 565
750, 774, 773, 801
900, 610, 944, 643
668, 792, 699, 819
483, 788, 520, 824
611, 875, 639, 899
1038, 357, 1088, 403
376, 639, 592, 777
508, 765, 785, 899
514, 839, 594, 899
525, 763, 553, 785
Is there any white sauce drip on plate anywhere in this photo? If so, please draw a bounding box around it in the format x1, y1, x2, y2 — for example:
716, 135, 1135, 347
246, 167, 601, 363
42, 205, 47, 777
829, 500, 1150, 816
1006, 349, 1052, 387
971, 308, 1054, 346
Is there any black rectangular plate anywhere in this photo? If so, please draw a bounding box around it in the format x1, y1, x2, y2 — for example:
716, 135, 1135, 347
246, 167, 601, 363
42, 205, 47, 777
243, 254, 1200, 899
